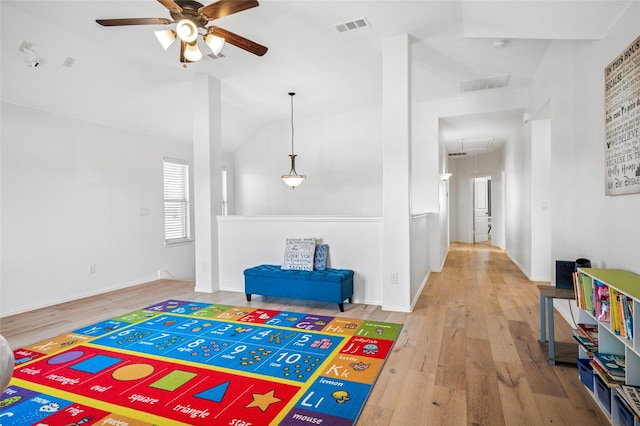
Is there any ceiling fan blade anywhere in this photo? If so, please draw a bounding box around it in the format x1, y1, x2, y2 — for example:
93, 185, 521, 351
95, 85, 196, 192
157, 0, 183, 13
209, 26, 268, 56
96, 18, 172, 26
199, 0, 259, 20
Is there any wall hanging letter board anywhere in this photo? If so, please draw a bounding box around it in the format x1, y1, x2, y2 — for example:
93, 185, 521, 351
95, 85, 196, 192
605, 35, 640, 195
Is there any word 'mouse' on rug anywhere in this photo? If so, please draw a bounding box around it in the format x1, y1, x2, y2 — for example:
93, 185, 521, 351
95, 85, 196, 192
2, 299, 402, 425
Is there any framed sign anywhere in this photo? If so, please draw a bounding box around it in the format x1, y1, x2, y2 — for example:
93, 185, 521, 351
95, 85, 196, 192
604, 35, 640, 195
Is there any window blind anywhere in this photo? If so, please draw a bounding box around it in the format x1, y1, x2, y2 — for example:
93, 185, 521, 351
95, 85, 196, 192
163, 158, 191, 244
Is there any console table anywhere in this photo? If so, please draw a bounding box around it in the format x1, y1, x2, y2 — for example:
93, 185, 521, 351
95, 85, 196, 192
538, 285, 576, 365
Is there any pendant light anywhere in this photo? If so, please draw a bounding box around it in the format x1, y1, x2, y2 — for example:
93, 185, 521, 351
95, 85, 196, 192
281, 92, 306, 188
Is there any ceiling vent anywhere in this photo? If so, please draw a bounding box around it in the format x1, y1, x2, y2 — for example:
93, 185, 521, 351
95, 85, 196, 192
335, 17, 371, 33
460, 74, 510, 93
461, 137, 494, 152
207, 52, 226, 60
448, 152, 467, 157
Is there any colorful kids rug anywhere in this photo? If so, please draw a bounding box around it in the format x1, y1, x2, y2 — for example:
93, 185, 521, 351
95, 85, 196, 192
2, 300, 402, 425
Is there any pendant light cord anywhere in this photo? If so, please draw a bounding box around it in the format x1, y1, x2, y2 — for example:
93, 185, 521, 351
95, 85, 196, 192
289, 92, 295, 155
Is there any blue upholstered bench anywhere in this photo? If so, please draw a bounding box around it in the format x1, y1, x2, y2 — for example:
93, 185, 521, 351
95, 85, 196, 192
244, 264, 354, 312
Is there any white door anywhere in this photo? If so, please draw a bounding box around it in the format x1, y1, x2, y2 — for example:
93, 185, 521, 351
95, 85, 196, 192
474, 177, 489, 242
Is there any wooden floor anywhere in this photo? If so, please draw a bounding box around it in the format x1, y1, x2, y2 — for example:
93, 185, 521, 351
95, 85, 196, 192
0, 243, 608, 425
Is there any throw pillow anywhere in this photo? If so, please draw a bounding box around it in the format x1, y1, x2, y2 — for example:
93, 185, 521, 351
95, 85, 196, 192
314, 244, 329, 270
282, 238, 316, 271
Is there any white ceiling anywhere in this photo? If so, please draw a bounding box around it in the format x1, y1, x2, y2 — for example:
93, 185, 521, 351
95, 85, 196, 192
0, 1, 631, 154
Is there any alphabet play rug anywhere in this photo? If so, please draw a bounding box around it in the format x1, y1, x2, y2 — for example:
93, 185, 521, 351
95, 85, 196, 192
2, 300, 402, 425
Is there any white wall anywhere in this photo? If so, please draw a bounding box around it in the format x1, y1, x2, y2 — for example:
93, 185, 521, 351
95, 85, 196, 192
217, 216, 384, 305
233, 107, 383, 216
503, 113, 531, 275
530, 119, 551, 281
1, 103, 195, 316
410, 213, 431, 308
530, 2, 640, 278
528, 4, 640, 321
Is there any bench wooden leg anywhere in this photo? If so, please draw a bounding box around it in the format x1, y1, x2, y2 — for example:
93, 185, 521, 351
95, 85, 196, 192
246, 294, 252, 302
338, 303, 344, 312
349, 296, 353, 303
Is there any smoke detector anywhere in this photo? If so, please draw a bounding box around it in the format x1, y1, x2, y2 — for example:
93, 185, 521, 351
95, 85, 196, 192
493, 40, 507, 49
19, 41, 42, 68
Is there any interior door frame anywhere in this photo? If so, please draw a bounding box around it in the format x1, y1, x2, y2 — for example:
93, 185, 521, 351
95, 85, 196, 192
473, 175, 491, 243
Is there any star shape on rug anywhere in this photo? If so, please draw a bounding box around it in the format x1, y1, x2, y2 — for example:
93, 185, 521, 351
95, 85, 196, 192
245, 389, 282, 412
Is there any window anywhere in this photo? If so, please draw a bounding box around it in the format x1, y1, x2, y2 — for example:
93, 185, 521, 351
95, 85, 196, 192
163, 158, 191, 244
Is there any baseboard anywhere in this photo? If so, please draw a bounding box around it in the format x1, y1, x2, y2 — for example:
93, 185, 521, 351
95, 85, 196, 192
0, 276, 158, 317
438, 250, 449, 272
381, 304, 412, 313
506, 252, 531, 279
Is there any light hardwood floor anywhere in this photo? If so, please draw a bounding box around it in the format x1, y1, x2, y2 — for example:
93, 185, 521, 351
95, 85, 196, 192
0, 243, 608, 425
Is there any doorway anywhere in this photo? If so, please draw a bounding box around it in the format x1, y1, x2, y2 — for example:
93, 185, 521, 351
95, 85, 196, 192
473, 176, 491, 243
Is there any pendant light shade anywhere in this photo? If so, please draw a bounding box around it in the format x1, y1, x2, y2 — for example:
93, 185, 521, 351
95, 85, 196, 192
282, 92, 306, 188
183, 42, 203, 62
176, 19, 198, 43
205, 33, 225, 55
154, 29, 177, 50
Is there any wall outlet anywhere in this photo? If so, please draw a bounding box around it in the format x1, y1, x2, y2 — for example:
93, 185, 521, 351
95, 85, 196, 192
390, 272, 398, 285
89, 264, 96, 274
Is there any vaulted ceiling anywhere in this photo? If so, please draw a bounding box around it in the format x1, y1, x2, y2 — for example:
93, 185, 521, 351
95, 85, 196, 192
1, 1, 631, 154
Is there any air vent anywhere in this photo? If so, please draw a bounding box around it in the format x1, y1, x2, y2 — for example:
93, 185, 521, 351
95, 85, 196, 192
460, 75, 510, 93
448, 152, 467, 157
335, 17, 371, 33
462, 137, 494, 151
207, 52, 226, 60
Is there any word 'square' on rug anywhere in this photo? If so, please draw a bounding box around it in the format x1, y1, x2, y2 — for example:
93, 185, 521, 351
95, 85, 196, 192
2, 299, 402, 425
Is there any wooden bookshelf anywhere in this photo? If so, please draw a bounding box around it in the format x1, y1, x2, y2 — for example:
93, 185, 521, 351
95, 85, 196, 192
575, 268, 640, 425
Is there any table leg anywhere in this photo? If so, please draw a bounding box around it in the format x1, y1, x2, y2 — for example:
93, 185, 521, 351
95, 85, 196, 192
547, 297, 555, 365
539, 293, 546, 343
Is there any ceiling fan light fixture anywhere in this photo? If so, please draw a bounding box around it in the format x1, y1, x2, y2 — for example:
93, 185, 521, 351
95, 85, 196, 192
154, 29, 177, 50
183, 42, 203, 62
205, 33, 225, 55
176, 19, 198, 43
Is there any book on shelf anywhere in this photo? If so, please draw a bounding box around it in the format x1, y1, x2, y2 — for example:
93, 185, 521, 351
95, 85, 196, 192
592, 352, 626, 381
591, 360, 624, 386
618, 385, 640, 418
594, 280, 610, 322
576, 323, 598, 345
572, 334, 597, 356
573, 324, 598, 356
610, 288, 622, 336
607, 288, 634, 341
625, 296, 634, 340
573, 272, 594, 311
590, 358, 624, 386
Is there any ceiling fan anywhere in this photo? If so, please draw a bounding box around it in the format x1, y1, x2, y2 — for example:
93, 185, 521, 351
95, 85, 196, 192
96, 0, 268, 64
